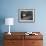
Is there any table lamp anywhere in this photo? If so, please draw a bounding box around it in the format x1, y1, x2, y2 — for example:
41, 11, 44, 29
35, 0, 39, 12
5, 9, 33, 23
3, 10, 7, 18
5, 18, 14, 35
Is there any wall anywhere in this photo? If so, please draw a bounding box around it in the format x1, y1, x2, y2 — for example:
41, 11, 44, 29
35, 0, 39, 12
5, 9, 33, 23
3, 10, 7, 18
0, 0, 46, 32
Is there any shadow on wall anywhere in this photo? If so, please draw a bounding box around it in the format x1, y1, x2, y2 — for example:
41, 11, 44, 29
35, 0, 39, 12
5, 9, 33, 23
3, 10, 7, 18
0, 16, 5, 46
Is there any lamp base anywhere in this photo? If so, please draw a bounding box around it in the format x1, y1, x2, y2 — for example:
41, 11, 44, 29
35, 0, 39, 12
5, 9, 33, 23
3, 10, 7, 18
8, 32, 11, 35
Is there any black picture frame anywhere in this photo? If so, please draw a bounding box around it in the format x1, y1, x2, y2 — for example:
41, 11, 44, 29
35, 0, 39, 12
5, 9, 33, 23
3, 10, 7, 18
18, 9, 35, 23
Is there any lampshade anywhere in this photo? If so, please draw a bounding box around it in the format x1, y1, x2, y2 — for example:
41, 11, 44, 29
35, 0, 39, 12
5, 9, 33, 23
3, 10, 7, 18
5, 18, 14, 25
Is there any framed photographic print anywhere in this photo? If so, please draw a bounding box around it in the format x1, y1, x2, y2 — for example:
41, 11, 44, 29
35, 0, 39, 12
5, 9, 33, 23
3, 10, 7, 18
18, 9, 35, 23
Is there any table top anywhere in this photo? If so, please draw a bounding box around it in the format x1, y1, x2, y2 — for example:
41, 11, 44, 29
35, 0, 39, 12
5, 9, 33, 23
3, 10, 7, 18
4, 32, 43, 40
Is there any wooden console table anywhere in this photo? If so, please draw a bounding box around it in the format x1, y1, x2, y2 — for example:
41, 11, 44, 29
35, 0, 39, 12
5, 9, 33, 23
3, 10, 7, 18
4, 32, 43, 46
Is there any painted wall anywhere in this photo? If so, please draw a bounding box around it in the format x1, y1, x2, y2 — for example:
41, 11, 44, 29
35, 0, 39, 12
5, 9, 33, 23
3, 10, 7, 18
0, 0, 46, 33
0, 0, 46, 46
